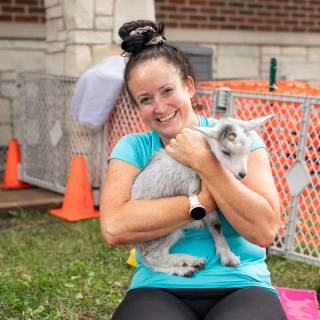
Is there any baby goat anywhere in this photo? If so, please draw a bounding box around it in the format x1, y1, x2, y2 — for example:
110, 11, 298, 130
131, 115, 273, 277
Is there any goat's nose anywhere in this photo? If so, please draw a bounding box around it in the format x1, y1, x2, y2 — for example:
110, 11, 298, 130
238, 172, 246, 179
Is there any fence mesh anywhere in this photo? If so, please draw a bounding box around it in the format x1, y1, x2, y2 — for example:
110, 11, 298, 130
105, 89, 147, 158
18, 73, 104, 193
0, 79, 19, 172
293, 101, 320, 263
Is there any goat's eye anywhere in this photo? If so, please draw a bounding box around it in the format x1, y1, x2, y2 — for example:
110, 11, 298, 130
222, 150, 231, 157
228, 133, 237, 142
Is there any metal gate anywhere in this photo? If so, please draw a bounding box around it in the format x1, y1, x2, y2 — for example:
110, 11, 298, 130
18, 73, 105, 200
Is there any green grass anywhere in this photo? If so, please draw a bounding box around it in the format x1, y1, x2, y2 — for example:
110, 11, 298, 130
0, 209, 319, 319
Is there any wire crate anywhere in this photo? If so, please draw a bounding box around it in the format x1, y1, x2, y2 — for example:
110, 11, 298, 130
18, 73, 105, 200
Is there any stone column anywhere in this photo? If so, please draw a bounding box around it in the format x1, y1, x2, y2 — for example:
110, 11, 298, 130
44, 0, 155, 77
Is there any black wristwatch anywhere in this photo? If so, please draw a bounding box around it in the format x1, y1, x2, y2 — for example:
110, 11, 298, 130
188, 195, 206, 220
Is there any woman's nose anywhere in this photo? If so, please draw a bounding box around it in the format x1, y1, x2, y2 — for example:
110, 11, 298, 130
154, 96, 166, 113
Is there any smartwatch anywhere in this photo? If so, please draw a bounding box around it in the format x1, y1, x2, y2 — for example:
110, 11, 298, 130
188, 195, 206, 220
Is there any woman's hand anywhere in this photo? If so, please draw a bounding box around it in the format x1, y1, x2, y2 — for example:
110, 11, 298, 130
165, 128, 213, 170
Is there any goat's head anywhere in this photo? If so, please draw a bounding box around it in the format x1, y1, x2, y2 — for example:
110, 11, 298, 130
194, 114, 273, 180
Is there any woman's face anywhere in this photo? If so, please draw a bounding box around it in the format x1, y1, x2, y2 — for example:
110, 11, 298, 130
128, 58, 198, 145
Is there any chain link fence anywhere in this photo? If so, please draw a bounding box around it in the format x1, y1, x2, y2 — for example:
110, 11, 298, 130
0, 79, 20, 172
16, 73, 320, 265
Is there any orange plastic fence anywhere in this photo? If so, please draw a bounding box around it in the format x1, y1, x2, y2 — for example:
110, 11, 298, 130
198, 79, 320, 97
197, 80, 320, 256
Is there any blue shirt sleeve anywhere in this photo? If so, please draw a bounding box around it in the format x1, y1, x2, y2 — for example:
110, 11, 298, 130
249, 130, 266, 151
108, 134, 143, 169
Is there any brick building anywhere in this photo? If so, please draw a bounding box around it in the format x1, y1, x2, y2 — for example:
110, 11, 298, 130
0, 0, 320, 80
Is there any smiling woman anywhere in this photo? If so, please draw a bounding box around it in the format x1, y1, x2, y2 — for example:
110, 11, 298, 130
128, 58, 198, 145
99, 20, 286, 320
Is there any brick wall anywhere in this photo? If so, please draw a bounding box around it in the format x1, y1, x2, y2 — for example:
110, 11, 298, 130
156, 0, 320, 32
0, 0, 45, 23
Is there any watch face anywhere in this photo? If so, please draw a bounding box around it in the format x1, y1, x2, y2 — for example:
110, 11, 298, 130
190, 206, 206, 220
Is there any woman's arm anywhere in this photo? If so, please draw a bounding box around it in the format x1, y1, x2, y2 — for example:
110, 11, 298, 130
166, 128, 281, 247
197, 148, 280, 247
99, 159, 215, 245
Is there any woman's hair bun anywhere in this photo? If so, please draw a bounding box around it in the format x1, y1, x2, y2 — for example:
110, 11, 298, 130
118, 20, 165, 55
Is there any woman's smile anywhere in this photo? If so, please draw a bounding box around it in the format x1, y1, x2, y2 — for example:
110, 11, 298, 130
157, 110, 178, 123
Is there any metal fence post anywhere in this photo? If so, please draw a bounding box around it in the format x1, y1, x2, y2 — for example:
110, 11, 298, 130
213, 87, 231, 117
18, 74, 27, 178
269, 57, 277, 92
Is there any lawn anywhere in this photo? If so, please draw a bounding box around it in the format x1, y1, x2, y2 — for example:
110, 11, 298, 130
0, 209, 319, 319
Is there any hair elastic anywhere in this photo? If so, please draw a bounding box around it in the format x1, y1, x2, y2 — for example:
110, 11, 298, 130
146, 35, 164, 45
129, 26, 165, 46
129, 26, 155, 36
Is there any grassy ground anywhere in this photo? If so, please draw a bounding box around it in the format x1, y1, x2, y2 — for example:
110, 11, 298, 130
0, 209, 319, 320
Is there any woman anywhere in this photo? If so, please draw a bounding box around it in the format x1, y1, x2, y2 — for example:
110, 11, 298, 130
100, 20, 287, 320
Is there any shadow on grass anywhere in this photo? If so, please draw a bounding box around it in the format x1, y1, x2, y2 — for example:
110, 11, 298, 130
0, 212, 18, 231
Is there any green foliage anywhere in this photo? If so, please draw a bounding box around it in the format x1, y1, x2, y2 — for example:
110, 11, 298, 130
0, 209, 319, 319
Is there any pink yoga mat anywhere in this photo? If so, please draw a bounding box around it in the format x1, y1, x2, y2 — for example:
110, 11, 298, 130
275, 287, 320, 320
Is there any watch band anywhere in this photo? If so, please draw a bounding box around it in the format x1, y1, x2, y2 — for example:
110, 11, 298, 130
188, 195, 206, 220
189, 195, 201, 208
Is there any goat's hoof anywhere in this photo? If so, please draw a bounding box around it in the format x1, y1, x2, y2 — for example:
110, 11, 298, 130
222, 254, 240, 267
173, 267, 197, 277
184, 269, 196, 277
194, 262, 205, 270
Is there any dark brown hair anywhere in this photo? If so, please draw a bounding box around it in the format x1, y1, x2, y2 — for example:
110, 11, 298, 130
118, 20, 195, 103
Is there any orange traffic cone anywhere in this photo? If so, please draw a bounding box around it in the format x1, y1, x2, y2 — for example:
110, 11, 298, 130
1, 138, 30, 189
50, 155, 99, 221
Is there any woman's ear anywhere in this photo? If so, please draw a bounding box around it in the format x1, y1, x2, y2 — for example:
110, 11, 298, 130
185, 76, 196, 98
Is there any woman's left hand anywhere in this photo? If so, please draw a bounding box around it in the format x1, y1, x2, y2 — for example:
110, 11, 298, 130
165, 128, 213, 169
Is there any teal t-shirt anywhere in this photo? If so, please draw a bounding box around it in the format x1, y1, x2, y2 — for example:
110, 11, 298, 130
109, 115, 278, 297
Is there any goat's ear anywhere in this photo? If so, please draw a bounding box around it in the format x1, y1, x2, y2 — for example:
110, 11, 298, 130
239, 114, 273, 131
193, 126, 218, 139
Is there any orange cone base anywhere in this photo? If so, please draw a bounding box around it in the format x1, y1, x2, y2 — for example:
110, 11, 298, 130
49, 155, 99, 221
0, 181, 31, 190
50, 207, 99, 222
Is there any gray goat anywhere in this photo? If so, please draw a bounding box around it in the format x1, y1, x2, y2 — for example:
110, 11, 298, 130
131, 115, 273, 277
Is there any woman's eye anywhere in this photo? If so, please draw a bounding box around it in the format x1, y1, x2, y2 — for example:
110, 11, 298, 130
222, 150, 231, 157
163, 87, 173, 95
140, 97, 152, 105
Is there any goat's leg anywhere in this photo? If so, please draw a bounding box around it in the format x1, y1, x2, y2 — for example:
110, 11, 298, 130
139, 230, 205, 277
143, 252, 205, 277
205, 215, 240, 267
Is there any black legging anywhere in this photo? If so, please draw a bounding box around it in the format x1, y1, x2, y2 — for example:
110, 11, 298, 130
112, 286, 287, 320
